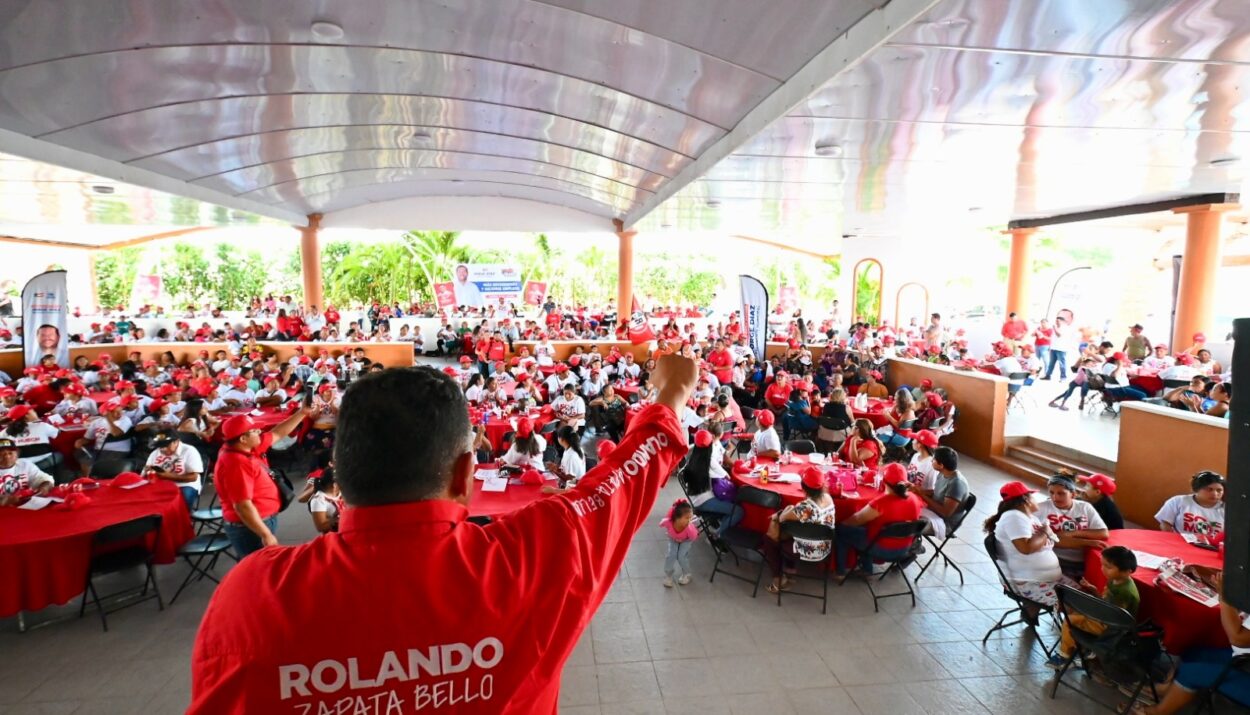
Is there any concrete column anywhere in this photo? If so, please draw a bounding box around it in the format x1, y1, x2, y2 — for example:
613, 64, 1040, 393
1004, 227, 1037, 319
1171, 203, 1238, 347
613, 219, 636, 323
298, 213, 324, 310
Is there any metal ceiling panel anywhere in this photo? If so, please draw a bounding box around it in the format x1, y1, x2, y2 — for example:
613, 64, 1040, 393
151, 126, 668, 193
241, 167, 636, 215
309, 180, 620, 219
195, 149, 650, 203
70, 95, 692, 176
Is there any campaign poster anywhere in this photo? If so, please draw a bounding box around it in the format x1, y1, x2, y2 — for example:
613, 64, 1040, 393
22, 270, 69, 368
129, 274, 163, 306
450, 264, 523, 308
740, 274, 769, 361
778, 285, 798, 312
523, 280, 547, 306
433, 281, 457, 309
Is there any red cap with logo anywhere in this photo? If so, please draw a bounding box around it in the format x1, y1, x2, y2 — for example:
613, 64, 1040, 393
1077, 473, 1117, 495
755, 410, 774, 427
999, 481, 1035, 500
221, 415, 258, 441
515, 417, 533, 438
693, 429, 713, 448
800, 466, 826, 490
882, 463, 908, 486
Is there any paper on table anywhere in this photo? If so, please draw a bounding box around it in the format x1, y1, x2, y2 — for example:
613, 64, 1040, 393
1132, 551, 1169, 571
481, 478, 508, 493
770, 473, 799, 484
475, 469, 500, 481
809, 453, 826, 463
18, 496, 56, 510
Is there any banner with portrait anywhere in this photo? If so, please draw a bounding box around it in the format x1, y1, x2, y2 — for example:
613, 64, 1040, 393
433, 281, 457, 309
448, 264, 523, 308
523, 280, 547, 306
739, 274, 769, 362
22, 270, 69, 368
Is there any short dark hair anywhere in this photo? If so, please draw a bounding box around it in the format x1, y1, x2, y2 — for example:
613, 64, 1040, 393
933, 446, 958, 472
335, 367, 471, 506
1101, 545, 1137, 573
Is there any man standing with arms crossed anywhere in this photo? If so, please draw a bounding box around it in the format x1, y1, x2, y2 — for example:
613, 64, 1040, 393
191, 355, 697, 713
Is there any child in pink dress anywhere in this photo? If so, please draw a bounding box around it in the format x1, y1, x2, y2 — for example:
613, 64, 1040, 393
660, 499, 699, 587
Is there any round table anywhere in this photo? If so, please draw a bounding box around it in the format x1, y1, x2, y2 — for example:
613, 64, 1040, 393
469, 463, 553, 517
0, 480, 194, 618
728, 458, 884, 532
851, 398, 890, 429
1082, 529, 1227, 654
1129, 370, 1164, 396
614, 380, 640, 401
479, 408, 556, 454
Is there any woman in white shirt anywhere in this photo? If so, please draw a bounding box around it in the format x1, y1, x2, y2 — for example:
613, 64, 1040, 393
500, 418, 546, 470
308, 468, 344, 533
463, 374, 486, 404
985, 481, 1076, 607
534, 340, 555, 367
4, 405, 62, 473
545, 426, 586, 487
1155, 471, 1225, 539
750, 409, 781, 459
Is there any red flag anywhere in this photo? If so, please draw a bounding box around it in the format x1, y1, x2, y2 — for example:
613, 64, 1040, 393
627, 296, 655, 345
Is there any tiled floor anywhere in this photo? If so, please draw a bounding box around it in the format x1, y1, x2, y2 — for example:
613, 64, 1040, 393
1005, 379, 1122, 462
9, 454, 1232, 714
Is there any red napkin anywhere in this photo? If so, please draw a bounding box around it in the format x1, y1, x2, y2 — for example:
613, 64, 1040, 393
731, 459, 749, 475
519, 469, 544, 485
110, 472, 145, 487
63, 492, 92, 510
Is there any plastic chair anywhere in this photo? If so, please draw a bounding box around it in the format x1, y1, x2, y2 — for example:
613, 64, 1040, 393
982, 533, 1059, 657
784, 439, 816, 455
915, 493, 977, 585
860, 520, 928, 612
775, 522, 836, 614
1196, 654, 1250, 713
1005, 372, 1034, 413
1050, 584, 1170, 706
79, 515, 164, 631
709, 486, 781, 598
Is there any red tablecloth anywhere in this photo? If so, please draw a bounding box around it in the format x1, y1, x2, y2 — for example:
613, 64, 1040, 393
614, 381, 639, 400
852, 398, 890, 429
728, 458, 884, 533
1083, 529, 1227, 654
49, 423, 88, 464
0, 480, 194, 617
469, 464, 553, 517
1130, 375, 1165, 396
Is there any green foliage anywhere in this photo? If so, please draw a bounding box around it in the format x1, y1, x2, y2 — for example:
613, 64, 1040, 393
327, 242, 424, 305
212, 243, 269, 310
158, 243, 214, 306
854, 261, 882, 323
93, 248, 143, 308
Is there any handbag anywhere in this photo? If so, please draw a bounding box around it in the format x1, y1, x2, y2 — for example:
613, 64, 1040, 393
270, 468, 296, 512
711, 477, 737, 503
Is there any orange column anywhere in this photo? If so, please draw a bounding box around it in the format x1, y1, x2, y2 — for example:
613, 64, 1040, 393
613, 219, 636, 322
1171, 203, 1238, 348
1004, 227, 1037, 319
298, 213, 324, 310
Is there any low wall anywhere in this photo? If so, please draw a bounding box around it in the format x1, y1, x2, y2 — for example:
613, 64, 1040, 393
886, 357, 1008, 463
507, 340, 825, 363
1115, 403, 1229, 528
0, 342, 415, 375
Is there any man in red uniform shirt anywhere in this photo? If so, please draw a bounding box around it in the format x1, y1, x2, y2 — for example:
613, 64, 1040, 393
764, 371, 791, 414
1000, 312, 1028, 354
214, 407, 312, 558
190, 355, 697, 713
706, 338, 734, 386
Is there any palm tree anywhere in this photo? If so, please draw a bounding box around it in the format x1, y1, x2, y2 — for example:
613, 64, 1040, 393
400, 230, 470, 289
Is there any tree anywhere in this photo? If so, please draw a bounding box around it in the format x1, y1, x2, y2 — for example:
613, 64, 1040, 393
400, 230, 469, 291
212, 243, 270, 309
854, 261, 882, 323
93, 247, 143, 309
157, 243, 214, 306
327, 243, 424, 306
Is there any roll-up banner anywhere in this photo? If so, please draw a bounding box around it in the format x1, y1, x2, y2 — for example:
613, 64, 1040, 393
22, 270, 69, 368
739, 274, 769, 362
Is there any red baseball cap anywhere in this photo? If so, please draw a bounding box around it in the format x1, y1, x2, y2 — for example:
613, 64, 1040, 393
232, 377, 248, 389
6, 404, 32, 421
596, 440, 616, 461
999, 481, 1035, 500
442, 366, 458, 376
317, 382, 335, 393
756, 410, 775, 427
920, 379, 933, 390
907, 429, 939, 450
926, 392, 943, 408
515, 417, 533, 438
800, 466, 826, 490
459, 355, 472, 364
1112, 352, 1127, 362
693, 429, 713, 448
221, 415, 259, 441
1077, 473, 1117, 495
882, 463, 908, 486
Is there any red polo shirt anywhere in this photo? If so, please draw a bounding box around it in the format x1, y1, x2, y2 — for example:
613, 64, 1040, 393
764, 381, 790, 408
190, 405, 685, 714
707, 348, 733, 385
214, 432, 278, 523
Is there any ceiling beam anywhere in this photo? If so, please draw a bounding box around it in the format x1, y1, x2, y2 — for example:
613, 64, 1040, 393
620, 0, 943, 228
729, 234, 834, 260
0, 234, 91, 250
1008, 193, 1242, 230
0, 126, 307, 226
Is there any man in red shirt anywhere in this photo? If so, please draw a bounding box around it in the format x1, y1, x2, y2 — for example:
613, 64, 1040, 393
707, 338, 734, 386
214, 407, 312, 558
764, 371, 791, 414
191, 356, 697, 713
1001, 312, 1028, 354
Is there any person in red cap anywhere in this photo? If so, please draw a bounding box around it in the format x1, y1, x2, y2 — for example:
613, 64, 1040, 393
1035, 472, 1109, 579
903, 428, 940, 489
908, 446, 967, 540
984, 480, 1075, 607
52, 382, 99, 420
678, 426, 741, 537
762, 465, 836, 594
214, 405, 313, 559
1077, 473, 1123, 530
190, 355, 697, 713
834, 462, 924, 579
307, 382, 341, 449
750, 408, 781, 459
0, 436, 54, 505
73, 398, 134, 477
500, 416, 546, 470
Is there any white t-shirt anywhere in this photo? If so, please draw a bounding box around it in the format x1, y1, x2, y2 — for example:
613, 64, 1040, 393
752, 427, 781, 455
709, 440, 728, 480
144, 442, 204, 495
0, 459, 55, 494
560, 449, 587, 482
86, 416, 134, 452
1154, 495, 1225, 537
994, 509, 1063, 582
1034, 499, 1107, 563
12, 421, 60, 448
908, 453, 938, 490
994, 357, 1023, 376
550, 395, 586, 428
501, 434, 547, 470
309, 492, 342, 518
465, 385, 485, 403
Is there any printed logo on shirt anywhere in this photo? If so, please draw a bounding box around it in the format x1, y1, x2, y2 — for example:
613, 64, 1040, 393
1183, 512, 1223, 536
1044, 514, 1087, 532
151, 453, 187, 474
568, 432, 669, 517
278, 637, 503, 712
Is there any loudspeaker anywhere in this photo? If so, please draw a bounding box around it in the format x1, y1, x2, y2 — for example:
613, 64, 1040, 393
1224, 318, 1249, 612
